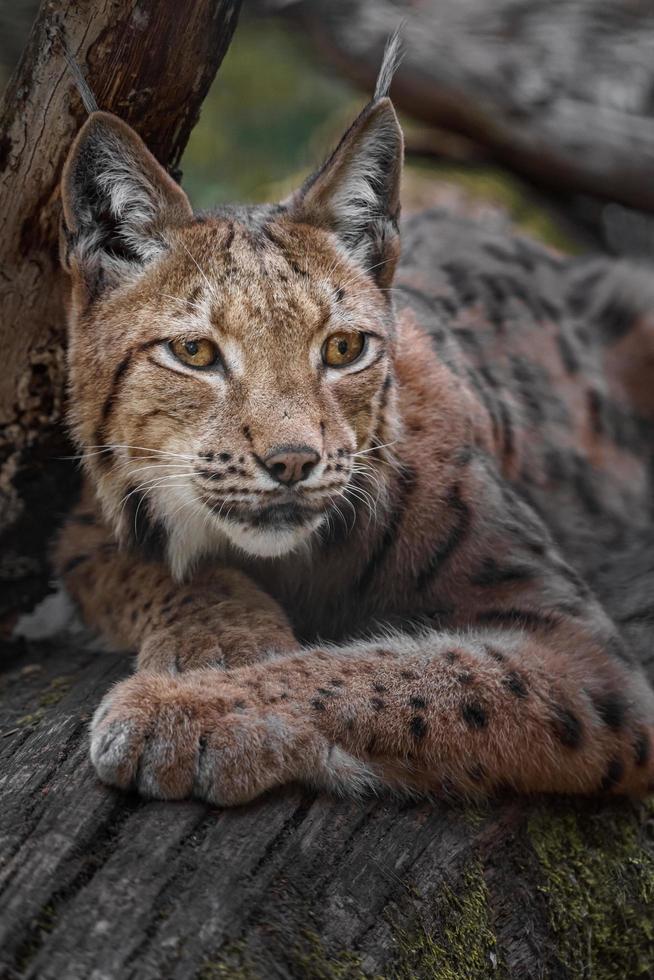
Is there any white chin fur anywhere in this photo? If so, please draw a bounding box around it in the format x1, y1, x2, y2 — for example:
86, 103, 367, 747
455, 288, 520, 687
221, 517, 322, 558
147, 483, 323, 580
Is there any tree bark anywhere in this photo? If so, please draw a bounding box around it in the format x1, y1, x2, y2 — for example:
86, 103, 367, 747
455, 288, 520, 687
1, 633, 652, 979
0, 0, 242, 627
275, 0, 654, 213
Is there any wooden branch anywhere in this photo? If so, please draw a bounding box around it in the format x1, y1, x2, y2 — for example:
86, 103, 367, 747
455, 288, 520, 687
280, 0, 654, 212
0, 0, 242, 625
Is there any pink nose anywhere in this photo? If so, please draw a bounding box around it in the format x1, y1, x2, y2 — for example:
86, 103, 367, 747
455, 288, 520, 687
263, 446, 319, 485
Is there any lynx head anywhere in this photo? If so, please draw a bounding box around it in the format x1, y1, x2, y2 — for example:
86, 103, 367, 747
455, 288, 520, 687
60, 34, 404, 579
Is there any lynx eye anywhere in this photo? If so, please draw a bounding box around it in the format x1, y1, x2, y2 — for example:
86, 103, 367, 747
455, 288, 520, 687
169, 337, 220, 369
322, 331, 366, 368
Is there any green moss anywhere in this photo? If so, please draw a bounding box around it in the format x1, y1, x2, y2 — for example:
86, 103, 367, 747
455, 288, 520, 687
391, 861, 502, 980
529, 799, 654, 979
17, 707, 46, 727
16, 675, 73, 727
196, 962, 255, 980
38, 676, 71, 707
289, 929, 372, 980
196, 942, 258, 980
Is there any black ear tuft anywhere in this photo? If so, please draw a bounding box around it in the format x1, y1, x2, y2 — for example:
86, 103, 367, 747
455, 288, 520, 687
374, 26, 404, 101
61, 112, 192, 295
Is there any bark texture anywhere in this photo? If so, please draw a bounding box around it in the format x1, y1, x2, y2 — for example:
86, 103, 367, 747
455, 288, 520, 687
275, 0, 654, 212
0, 0, 242, 626
1, 632, 653, 980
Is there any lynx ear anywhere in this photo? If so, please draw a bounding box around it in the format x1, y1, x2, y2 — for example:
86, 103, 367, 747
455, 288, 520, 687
61, 111, 192, 294
287, 33, 404, 288
288, 98, 403, 288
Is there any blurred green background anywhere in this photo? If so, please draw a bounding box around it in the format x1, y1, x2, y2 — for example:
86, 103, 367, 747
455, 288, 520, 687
0, 4, 575, 251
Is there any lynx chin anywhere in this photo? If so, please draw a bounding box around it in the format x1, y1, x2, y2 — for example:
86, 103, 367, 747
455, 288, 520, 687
55, 32, 654, 806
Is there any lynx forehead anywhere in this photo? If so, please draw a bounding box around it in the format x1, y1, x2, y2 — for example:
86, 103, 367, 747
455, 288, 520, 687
61, 42, 402, 577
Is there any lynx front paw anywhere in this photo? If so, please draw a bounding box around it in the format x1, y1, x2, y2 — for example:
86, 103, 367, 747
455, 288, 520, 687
90, 671, 325, 805
136, 629, 301, 675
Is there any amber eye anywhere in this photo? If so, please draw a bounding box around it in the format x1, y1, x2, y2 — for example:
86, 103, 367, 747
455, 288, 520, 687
169, 337, 220, 369
322, 331, 366, 368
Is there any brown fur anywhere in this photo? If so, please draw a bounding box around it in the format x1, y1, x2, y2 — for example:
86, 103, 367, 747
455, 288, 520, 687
54, 54, 654, 805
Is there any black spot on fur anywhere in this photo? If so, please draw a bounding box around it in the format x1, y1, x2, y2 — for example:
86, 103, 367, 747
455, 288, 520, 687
370, 696, 387, 712
485, 646, 507, 664
410, 715, 428, 739
123, 488, 167, 560
373, 682, 388, 694
457, 671, 474, 686
311, 698, 326, 711
444, 651, 459, 664
409, 696, 427, 709
416, 483, 471, 590
355, 465, 416, 593
70, 512, 95, 526
471, 558, 535, 588
600, 757, 625, 791
551, 704, 583, 749
442, 262, 478, 305
605, 634, 634, 665
634, 730, 651, 767
587, 388, 605, 435
503, 671, 529, 699
467, 763, 486, 783
316, 687, 337, 698
592, 692, 627, 730
62, 554, 89, 575
476, 608, 557, 632
596, 297, 636, 342
462, 702, 487, 729
556, 332, 580, 373
400, 670, 419, 681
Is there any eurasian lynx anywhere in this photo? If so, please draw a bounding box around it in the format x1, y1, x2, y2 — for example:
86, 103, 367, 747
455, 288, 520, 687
55, 36, 654, 804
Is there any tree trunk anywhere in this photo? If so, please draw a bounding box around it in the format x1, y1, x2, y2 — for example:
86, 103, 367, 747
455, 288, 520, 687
0, 0, 242, 628
275, 0, 654, 213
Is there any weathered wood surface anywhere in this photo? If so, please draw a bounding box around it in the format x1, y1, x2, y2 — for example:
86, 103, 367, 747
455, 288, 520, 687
1, 625, 653, 980
275, 0, 654, 213
0, 0, 242, 626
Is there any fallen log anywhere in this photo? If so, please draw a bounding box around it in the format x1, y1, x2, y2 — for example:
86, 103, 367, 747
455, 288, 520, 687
274, 0, 654, 217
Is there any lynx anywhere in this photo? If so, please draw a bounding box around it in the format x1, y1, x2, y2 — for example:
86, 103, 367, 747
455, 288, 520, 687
55, 36, 654, 805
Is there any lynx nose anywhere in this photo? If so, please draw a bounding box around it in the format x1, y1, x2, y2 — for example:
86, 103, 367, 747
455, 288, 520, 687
263, 446, 319, 486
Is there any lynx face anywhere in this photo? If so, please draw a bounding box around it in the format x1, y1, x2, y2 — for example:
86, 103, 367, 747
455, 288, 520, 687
61, 76, 403, 577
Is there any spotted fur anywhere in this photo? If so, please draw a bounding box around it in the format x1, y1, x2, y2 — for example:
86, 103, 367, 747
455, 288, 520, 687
55, 43, 654, 804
